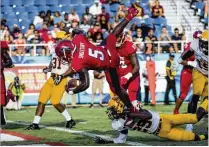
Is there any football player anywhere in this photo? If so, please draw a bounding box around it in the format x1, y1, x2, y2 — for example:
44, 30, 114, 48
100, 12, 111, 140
25, 33, 76, 130
54, 8, 139, 109
178, 30, 208, 132
116, 33, 140, 102
1, 41, 14, 126
174, 30, 202, 114
94, 96, 208, 144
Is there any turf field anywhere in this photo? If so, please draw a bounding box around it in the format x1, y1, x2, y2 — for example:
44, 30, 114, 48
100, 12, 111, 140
2, 103, 208, 146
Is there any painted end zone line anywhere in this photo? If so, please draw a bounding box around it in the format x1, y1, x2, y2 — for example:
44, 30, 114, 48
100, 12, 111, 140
7, 120, 148, 146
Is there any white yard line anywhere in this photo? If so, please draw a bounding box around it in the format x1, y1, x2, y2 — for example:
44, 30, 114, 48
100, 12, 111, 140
7, 120, 148, 146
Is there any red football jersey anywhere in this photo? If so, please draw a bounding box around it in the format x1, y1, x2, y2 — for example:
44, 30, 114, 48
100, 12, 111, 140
184, 42, 195, 61
71, 34, 111, 72
117, 41, 137, 76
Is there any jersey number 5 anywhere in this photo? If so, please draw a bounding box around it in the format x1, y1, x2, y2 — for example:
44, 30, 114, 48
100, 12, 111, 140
88, 48, 104, 61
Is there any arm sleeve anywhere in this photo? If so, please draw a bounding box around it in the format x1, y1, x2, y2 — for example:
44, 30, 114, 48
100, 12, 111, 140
166, 61, 171, 69
72, 68, 90, 94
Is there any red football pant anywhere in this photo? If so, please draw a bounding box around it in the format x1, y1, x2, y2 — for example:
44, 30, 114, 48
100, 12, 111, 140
127, 75, 139, 102
0, 74, 6, 106
179, 68, 193, 100
105, 34, 120, 68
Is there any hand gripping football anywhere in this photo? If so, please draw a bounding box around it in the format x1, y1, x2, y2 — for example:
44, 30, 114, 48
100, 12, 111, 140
65, 79, 79, 93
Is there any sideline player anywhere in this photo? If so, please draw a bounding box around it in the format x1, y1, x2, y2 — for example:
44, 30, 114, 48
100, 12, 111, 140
174, 30, 202, 114
53, 8, 139, 109
26, 33, 76, 130
178, 30, 208, 132
94, 96, 208, 144
1, 41, 14, 126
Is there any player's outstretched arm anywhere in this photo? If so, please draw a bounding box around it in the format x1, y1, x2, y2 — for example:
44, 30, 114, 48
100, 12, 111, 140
178, 50, 195, 66
72, 68, 90, 94
54, 67, 75, 85
2, 49, 14, 68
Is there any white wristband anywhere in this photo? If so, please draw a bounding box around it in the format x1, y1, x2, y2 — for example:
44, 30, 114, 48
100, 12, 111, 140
124, 72, 133, 80
188, 61, 197, 68
178, 58, 183, 63
68, 91, 74, 95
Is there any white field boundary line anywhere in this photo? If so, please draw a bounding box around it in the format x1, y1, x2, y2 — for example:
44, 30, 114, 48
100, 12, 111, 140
7, 120, 148, 146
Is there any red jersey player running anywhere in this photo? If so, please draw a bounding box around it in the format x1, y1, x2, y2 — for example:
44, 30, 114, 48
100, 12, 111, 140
53, 8, 139, 109
174, 31, 202, 114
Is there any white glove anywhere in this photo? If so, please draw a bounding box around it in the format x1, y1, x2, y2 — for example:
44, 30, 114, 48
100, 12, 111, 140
178, 58, 183, 64
43, 67, 51, 74
188, 61, 197, 68
123, 72, 133, 80
68, 91, 74, 95
53, 75, 63, 85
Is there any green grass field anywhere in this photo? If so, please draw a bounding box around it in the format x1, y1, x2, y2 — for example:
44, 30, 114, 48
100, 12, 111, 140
2, 103, 208, 146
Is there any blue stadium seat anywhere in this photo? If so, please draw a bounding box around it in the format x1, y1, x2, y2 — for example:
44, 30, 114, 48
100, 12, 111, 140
34, 0, 46, 6
153, 17, 167, 25
25, 5, 38, 13
141, 3, 150, 11
13, 6, 26, 13
71, 0, 81, 5
17, 12, 29, 21
46, 0, 58, 6
110, 3, 120, 12
1, 0, 10, 6
7, 20, 19, 30
37, 6, 50, 12
123, 1, 131, 7
144, 18, 153, 25
74, 5, 85, 13
28, 12, 38, 20
10, 0, 23, 6
141, 0, 149, 4
1, 6, 13, 13
58, 0, 70, 6
61, 5, 72, 13
130, 18, 141, 25
103, 4, 110, 13
82, 0, 94, 5
4, 13, 17, 20
50, 6, 62, 12
22, 0, 34, 6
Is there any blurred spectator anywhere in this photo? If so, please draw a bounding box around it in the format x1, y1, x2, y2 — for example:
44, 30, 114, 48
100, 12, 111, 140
110, 17, 120, 30
89, 0, 102, 16
13, 33, 26, 56
145, 28, 157, 42
59, 21, 66, 31
164, 54, 177, 105
39, 23, 49, 43
99, 15, 110, 31
98, 6, 110, 22
133, 2, 144, 19
80, 18, 91, 33
88, 37, 95, 43
25, 24, 36, 41
87, 31, 94, 39
116, 4, 126, 19
51, 23, 60, 38
133, 28, 144, 42
88, 22, 102, 37
29, 30, 44, 56
151, 0, 164, 18
62, 13, 71, 27
3, 31, 13, 44
90, 70, 105, 108
158, 26, 173, 53
12, 24, 21, 39
45, 10, 54, 27
0, 24, 7, 40
110, 0, 120, 5
82, 7, 94, 25
204, 0, 208, 18
71, 19, 79, 29
125, 30, 133, 41
130, 23, 138, 32
144, 40, 154, 54
53, 11, 62, 24
94, 32, 103, 43
33, 11, 45, 28
140, 23, 152, 39
171, 25, 185, 53
68, 8, 80, 23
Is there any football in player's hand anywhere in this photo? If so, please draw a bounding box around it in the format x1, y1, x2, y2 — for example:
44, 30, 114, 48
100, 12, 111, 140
65, 79, 79, 93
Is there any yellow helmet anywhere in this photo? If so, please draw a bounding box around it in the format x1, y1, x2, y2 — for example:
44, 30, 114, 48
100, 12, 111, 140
199, 30, 208, 56
56, 31, 67, 40
106, 96, 125, 120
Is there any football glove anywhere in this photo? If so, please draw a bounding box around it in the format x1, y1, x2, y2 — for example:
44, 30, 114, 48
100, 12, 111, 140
43, 67, 51, 74
94, 136, 113, 144
121, 72, 132, 86
125, 7, 139, 21
53, 75, 63, 85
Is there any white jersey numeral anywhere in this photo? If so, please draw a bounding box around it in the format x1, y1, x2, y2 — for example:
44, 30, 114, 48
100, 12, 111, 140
88, 48, 104, 61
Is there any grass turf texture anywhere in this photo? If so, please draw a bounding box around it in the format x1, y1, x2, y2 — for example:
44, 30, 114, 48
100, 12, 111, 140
2, 103, 208, 146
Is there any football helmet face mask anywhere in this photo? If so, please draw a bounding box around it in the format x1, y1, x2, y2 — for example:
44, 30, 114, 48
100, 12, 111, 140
116, 33, 126, 48
106, 96, 125, 120
55, 40, 76, 62
199, 30, 208, 56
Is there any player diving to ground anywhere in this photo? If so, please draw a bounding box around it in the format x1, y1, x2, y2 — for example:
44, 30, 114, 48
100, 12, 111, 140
26, 32, 77, 130
94, 96, 208, 144
178, 30, 208, 132
53, 7, 139, 109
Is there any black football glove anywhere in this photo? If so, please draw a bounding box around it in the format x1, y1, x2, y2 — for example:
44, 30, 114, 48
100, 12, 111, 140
43, 67, 51, 74
53, 75, 63, 85
94, 136, 113, 144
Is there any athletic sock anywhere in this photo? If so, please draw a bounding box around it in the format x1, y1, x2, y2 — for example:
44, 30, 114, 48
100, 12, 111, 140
33, 116, 41, 124
61, 109, 71, 121
199, 135, 206, 140
185, 124, 194, 132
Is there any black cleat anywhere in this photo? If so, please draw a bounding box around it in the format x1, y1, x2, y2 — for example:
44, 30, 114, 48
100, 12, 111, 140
99, 104, 103, 108
66, 119, 76, 128
89, 104, 94, 108
25, 123, 40, 130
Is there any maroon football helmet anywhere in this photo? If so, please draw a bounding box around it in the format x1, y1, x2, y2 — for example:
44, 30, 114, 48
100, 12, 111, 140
193, 30, 202, 39
55, 40, 76, 61
116, 33, 126, 48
